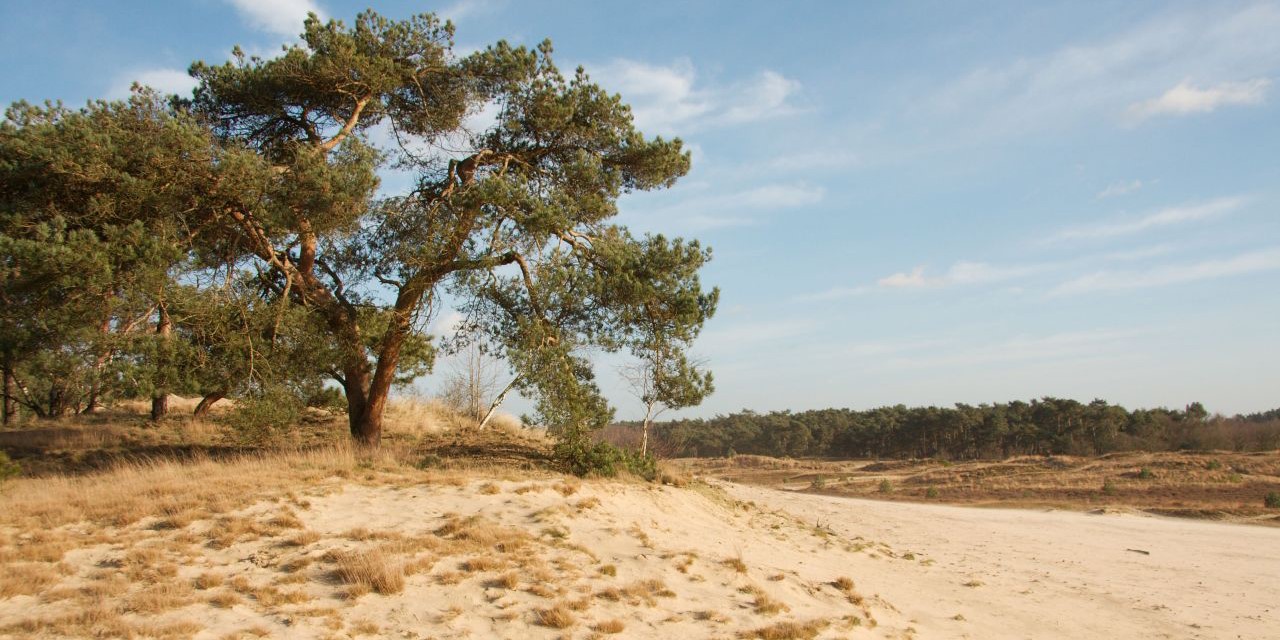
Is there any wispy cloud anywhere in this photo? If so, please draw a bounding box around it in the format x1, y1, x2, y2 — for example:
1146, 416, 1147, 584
224, 0, 322, 39
622, 182, 824, 232
108, 68, 198, 100
1127, 78, 1270, 122
1051, 247, 1280, 295
877, 261, 1049, 289
892, 329, 1144, 370
437, 0, 503, 22
1096, 179, 1144, 199
589, 58, 802, 136
923, 4, 1280, 136
1050, 196, 1245, 242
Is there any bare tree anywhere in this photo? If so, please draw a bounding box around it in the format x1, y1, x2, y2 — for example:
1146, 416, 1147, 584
620, 347, 713, 457
440, 343, 517, 429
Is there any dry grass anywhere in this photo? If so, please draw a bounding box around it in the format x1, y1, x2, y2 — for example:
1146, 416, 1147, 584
534, 603, 576, 628
594, 618, 626, 634
739, 619, 831, 640
0, 562, 60, 598
723, 554, 749, 573
330, 549, 406, 595
678, 451, 1280, 522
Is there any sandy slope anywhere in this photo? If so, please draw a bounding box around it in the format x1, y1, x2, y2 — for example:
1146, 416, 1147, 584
4, 470, 1277, 639
719, 481, 1280, 639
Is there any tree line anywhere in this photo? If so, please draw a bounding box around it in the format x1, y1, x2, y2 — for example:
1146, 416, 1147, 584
0, 10, 716, 471
611, 399, 1280, 460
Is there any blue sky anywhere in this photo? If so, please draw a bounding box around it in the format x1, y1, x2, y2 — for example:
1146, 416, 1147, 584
3, 1, 1277, 417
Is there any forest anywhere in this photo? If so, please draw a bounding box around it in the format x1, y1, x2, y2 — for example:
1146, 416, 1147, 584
608, 400, 1280, 460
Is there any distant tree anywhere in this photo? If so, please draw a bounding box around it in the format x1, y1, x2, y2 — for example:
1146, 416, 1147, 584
621, 345, 713, 456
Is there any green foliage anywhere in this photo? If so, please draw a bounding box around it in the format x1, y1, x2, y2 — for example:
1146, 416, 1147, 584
878, 479, 893, 494
925, 487, 939, 499
1206, 460, 1223, 470
654, 398, 1280, 460
305, 386, 347, 411
1102, 480, 1118, 495
1137, 466, 1155, 480
218, 387, 305, 445
810, 475, 826, 490
553, 434, 656, 480
0, 451, 20, 483
4, 9, 717, 448
1265, 492, 1280, 509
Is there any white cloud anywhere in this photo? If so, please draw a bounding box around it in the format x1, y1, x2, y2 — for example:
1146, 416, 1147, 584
438, 0, 502, 22
924, 4, 1280, 136
1096, 179, 1144, 199
225, 0, 322, 39
108, 68, 198, 100
621, 182, 824, 232
876, 261, 1048, 289
1127, 78, 1270, 122
1050, 247, 1280, 295
1051, 196, 1244, 242
589, 59, 802, 136
878, 266, 928, 288
882, 329, 1143, 370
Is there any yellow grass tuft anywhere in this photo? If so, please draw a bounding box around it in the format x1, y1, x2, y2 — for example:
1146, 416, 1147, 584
534, 603, 576, 628
330, 549, 405, 595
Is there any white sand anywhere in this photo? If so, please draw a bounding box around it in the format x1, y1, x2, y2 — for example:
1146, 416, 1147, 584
719, 480, 1280, 639
4, 475, 1276, 639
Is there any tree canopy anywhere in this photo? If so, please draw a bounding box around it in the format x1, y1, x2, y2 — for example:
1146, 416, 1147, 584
0, 10, 718, 454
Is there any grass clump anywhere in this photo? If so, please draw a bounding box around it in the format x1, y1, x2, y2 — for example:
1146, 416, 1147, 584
330, 549, 405, 595
534, 604, 576, 628
739, 619, 831, 639
1266, 491, 1280, 509
593, 619, 626, 634
877, 479, 892, 494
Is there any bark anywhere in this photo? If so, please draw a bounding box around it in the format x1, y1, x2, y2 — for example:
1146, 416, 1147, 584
477, 377, 520, 431
150, 303, 171, 422
2, 355, 16, 426
193, 392, 225, 417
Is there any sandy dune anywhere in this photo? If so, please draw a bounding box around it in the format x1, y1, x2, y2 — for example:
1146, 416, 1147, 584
720, 481, 1280, 639
4, 464, 1277, 639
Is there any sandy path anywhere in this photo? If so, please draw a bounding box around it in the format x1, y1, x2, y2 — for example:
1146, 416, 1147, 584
719, 481, 1280, 639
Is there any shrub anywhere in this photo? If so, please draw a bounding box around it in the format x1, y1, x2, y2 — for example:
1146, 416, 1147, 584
925, 487, 939, 499
877, 479, 892, 494
1266, 492, 1280, 509
305, 386, 347, 411
0, 451, 20, 483
1137, 467, 1154, 480
1102, 480, 1118, 495
219, 387, 303, 444
554, 435, 655, 480
1206, 460, 1223, 470
810, 475, 826, 490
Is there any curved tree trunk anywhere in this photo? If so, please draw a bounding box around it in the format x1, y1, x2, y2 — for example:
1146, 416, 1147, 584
193, 392, 224, 417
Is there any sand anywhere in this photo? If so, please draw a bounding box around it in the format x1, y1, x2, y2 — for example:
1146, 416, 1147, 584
2, 473, 1276, 639
719, 480, 1280, 639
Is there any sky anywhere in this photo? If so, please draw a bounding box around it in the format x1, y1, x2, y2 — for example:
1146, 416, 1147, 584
2, 0, 1277, 418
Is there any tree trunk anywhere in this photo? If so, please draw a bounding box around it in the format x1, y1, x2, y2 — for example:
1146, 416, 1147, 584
2, 355, 16, 426
477, 377, 519, 430
150, 303, 171, 422
193, 392, 224, 417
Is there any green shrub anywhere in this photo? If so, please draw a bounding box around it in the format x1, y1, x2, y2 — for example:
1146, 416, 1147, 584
1138, 467, 1155, 480
305, 386, 347, 411
219, 387, 303, 444
0, 451, 20, 483
1265, 492, 1280, 509
925, 487, 939, 499
554, 435, 656, 480
878, 479, 893, 494
1206, 460, 1222, 471
1102, 480, 1118, 495
810, 475, 826, 490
